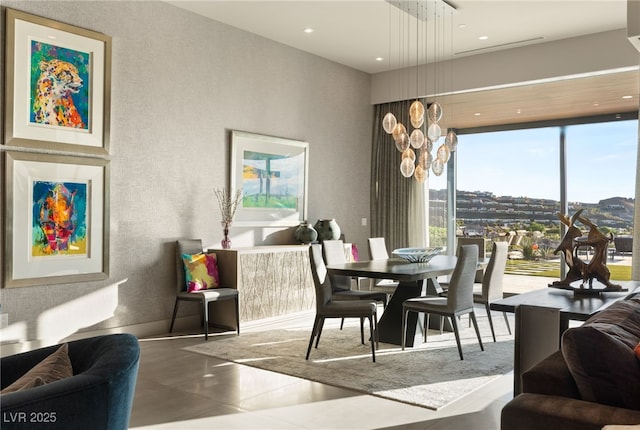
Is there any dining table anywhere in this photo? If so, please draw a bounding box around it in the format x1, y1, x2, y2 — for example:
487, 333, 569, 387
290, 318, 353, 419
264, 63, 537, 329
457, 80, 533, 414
326, 255, 460, 347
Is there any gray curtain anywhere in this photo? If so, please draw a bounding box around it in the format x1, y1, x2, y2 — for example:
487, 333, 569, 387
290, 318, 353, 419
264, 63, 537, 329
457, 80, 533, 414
371, 100, 421, 252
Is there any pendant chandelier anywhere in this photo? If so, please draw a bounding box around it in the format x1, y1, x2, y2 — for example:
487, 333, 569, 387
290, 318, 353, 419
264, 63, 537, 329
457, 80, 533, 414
382, 0, 458, 182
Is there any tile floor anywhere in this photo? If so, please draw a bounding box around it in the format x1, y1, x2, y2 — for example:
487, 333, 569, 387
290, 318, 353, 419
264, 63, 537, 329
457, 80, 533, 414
130, 307, 516, 430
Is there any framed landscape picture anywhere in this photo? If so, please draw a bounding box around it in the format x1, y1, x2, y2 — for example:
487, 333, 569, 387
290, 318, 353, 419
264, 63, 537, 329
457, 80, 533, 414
4, 151, 110, 288
230, 131, 309, 226
4, 8, 111, 155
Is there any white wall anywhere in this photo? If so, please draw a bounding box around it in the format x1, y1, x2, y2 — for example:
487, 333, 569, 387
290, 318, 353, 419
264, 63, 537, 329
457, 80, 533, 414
0, 1, 373, 346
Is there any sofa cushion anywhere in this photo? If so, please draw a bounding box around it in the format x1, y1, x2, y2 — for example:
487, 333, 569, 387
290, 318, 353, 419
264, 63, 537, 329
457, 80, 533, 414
1, 343, 72, 394
561, 299, 640, 410
181, 252, 220, 292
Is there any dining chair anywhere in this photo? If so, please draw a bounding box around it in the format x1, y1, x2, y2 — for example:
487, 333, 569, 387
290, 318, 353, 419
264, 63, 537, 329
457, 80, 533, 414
322, 240, 388, 328
367, 237, 399, 292
170, 239, 240, 340
473, 241, 511, 342
306, 244, 378, 362
323, 239, 368, 290
401, 244, 484, 360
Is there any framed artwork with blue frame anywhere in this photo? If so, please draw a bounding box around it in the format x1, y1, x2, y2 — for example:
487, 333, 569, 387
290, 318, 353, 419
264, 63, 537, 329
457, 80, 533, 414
4, 151, 110, 288
4, 8, 111, 155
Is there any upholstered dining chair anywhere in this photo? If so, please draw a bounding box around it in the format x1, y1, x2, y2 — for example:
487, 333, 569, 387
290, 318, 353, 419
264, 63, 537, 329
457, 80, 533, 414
401, 244, 484, 360
170, 239, 240, 340
322, 240, 388, 328
473, 241, 511, 342
367, 237, 399, 292
306, 244, 378, 362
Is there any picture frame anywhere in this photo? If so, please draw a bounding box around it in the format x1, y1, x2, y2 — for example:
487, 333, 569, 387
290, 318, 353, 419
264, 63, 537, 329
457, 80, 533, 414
4, 8, 111, 155
230, 131, 309, 227
4, 151, 110, 288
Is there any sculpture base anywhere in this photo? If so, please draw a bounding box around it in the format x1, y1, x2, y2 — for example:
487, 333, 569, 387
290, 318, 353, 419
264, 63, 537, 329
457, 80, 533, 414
548, 280, 628, 296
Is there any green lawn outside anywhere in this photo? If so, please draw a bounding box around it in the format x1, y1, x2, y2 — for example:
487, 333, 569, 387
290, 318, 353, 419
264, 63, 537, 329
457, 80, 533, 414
505, 260, 632, 281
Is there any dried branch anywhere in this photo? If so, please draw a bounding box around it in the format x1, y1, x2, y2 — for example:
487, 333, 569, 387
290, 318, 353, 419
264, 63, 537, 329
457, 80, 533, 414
214, 187, 243, 223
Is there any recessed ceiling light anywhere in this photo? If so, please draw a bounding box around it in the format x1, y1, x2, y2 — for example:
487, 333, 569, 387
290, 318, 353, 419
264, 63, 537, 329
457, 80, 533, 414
303, 28, 314, 34
478, 36, 489, 41
516, 109, 522, 114
593, 102, 600, 106
375, 57, 384, 62
458, 24, 467, 29
474, 112, 481, 116
622, 95, 633, 99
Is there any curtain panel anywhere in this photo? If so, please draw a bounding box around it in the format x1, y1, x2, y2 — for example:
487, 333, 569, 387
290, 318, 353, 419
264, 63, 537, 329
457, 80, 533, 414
370, 100, 427, 253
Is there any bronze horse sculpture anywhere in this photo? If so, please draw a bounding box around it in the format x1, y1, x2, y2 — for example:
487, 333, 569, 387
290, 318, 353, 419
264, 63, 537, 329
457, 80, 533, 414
550, 209, 623, 293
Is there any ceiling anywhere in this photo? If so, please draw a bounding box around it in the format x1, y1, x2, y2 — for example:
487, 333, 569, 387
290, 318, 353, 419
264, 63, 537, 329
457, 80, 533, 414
167, 0, 639, 129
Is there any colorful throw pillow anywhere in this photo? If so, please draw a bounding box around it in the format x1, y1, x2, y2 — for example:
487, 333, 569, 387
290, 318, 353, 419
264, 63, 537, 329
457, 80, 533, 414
1, 343, 73, 394
181, 253, 220, 292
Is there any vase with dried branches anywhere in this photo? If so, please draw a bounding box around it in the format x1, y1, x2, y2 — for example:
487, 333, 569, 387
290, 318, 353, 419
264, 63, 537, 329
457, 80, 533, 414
214, 187, 243, 249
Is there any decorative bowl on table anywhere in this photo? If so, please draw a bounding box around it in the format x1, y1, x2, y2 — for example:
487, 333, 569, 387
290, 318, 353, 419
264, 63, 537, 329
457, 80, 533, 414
392, 247, 444, 263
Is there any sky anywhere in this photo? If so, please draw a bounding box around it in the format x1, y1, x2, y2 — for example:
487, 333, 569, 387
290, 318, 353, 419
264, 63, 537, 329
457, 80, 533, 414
453, 119, 637, 204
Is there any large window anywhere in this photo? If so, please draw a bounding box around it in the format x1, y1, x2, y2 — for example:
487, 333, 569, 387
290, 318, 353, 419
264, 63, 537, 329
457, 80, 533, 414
447, 119, 636, 282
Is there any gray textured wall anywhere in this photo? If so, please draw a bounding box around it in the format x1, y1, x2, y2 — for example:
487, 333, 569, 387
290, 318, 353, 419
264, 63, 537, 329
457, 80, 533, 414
0, 1, 373, 345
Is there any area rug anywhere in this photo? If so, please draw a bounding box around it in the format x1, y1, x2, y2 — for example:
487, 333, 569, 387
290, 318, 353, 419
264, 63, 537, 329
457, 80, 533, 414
184, 315, 514, 410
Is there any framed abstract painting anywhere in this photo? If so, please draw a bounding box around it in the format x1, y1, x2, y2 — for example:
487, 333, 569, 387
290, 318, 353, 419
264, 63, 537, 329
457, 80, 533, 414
4, 151, 110, 288
4, 8, 111, 155
230, 131, 309, 226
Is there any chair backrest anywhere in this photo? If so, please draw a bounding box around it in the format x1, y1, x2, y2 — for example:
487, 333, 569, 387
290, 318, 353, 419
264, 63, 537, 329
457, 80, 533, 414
322, 240, 352, 292
445, 244, 479, 311
322, 239, 347, 264
368, 237, 389, 260
309, 244, 333, 310
176, 239, 204, 293
482, 241, 509, 301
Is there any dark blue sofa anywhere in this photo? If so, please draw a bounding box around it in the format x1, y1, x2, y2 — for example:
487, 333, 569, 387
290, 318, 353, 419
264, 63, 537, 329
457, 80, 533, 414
1, 333, 140, 430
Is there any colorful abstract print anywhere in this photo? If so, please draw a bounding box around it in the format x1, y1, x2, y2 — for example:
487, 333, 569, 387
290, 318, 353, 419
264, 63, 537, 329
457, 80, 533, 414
30, 41, 90, 129
32, 181, 88, 256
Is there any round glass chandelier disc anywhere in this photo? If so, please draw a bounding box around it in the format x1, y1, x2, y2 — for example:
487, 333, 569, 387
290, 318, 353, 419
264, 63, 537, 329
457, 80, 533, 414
428, 102, 443, 123
410, 115, 424, 129
383, 112, 397, 134
410, 100, 425, 120
427, 123, 442, 142
432, 158, 444, 176
392, 122, 407, 143
395, 132, 410, 152
410, 129, 425, 148
445, 130, 458, 152
437, 143, 450, 163
400, 158, 415, 178
418, 148, 432, 169
414, 165, 426, 182
402, 147, 416, 162
426, 137, 433, 153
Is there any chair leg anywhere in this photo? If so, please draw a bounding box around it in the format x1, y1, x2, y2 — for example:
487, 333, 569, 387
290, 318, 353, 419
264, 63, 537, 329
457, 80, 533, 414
503, 311, 512, 335
306, 315, 321, 360
401, 307, 409, 350
202, 300, 209, 341
470, 311, 485, 352
235, 297, 241, 336
424, 314, 430, 343
360, 317, 365, 345
450, 315, 464, 360
485, 303, 497, 342
169, 298, 180, 333
315, 318, 326, 348
368, 316, 376, 362
340, 318, 345, 330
